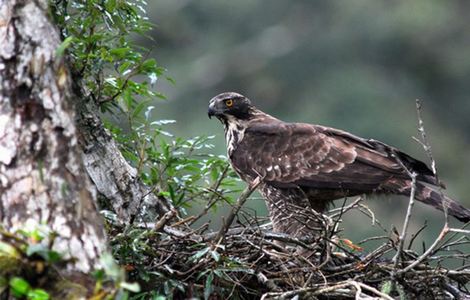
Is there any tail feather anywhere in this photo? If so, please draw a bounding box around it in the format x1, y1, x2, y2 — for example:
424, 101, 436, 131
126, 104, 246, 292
414, 183, 470, 223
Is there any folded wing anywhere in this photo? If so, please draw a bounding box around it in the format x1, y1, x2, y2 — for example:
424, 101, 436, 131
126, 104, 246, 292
230, 121, 438, 193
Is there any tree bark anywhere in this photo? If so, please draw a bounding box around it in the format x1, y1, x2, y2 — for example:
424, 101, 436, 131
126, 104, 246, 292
0, 0, 105, 276
75, 98, 173, 224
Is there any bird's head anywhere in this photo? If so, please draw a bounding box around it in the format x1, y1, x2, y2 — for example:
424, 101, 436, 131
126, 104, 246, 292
208, 92, 253, 121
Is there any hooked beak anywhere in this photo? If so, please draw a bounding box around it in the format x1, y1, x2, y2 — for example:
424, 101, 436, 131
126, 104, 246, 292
208, 107, 215, 119
208, 102, 217, 119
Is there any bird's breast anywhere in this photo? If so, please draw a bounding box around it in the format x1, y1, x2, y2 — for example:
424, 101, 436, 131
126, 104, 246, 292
224, 120, 246, 157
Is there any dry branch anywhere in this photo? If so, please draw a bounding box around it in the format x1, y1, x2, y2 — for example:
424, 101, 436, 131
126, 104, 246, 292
215, 176, 262, 242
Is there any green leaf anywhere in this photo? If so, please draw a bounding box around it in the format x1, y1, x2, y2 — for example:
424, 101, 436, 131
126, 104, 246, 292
123, 88, 134, 111
118, 61, 133, 74
150, 120, 176, 126
0, 241, 20, 258
112, 14, 127, 32
168, 184, 175, 202
26, 244, 61, 263
120, 282, 141, 293
0, 276, 7, 295
381, 281, 392, 295
92, 269, 105, 281
110, 47, 132, 59
9, 277, 30, 297
27, 289, 50, 300
190, 247, 209, 262
105, 0, 116, 11
132, 100, 151, 118
56, 36, 74, 58
140, 58, 157, 73
114, 290, 129, 300
100, 252, 123, 279
204, 272, 214, 300
26, 244, 49, 256
104, 77, 118, 88
210, 250, 220, 262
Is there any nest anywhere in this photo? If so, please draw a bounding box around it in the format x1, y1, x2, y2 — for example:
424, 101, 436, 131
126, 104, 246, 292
110, 194, 470, 299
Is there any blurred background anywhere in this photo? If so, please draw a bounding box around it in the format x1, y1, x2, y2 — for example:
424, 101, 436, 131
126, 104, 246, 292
141, 1, 470, 249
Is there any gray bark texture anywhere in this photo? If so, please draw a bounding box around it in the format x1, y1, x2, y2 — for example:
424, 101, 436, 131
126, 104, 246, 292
0, 0, 106, 274
76, 99, 173, 223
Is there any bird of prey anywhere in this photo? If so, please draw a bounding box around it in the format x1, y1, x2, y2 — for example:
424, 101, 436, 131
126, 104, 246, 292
208, 92, 470, 238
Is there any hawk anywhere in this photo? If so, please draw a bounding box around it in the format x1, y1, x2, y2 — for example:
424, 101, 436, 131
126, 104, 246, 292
208, 92, 470, 238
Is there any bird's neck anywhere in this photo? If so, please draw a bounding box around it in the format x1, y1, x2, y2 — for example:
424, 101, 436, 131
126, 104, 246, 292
222, 109, 277, 156
223, 116, 246, 156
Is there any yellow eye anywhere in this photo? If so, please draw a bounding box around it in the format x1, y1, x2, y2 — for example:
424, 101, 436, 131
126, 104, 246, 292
225, 99, 233, 107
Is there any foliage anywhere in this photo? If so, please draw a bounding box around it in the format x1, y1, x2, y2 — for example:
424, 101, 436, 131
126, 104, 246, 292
0, 226, 142, 299
47, 0, 239, 298
0, 227, 53, 299
105, 108, 239, 217
49, 0, 238, 217
9, 277, 49, 300
50, 0, 165, 111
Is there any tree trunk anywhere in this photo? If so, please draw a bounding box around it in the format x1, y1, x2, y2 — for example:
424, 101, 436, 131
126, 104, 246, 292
0, 0, 105, 278
75, 98, 173, 224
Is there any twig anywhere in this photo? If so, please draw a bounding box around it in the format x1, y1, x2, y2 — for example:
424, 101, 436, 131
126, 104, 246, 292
189, 165, 230, 226
398, 224, 449, 274
257, 272, 281, 292
414, 99, 436, 175
348, 281, 394, 300
407, 221, 427, 250
153, 208, 178, 232
214, 177, 262, 242
391, 170, 417, 275
260, 280, 394, 300
263, 232, 316, 251
413, 99, 448, 220
448, 228, 470, 235
171, 215, 196, 227
395, 100, 456, 276
328, 196, 363, 218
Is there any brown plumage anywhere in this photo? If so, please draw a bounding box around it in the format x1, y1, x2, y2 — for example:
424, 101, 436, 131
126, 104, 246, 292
208, 92, 470, 237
